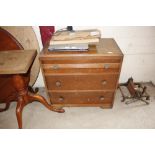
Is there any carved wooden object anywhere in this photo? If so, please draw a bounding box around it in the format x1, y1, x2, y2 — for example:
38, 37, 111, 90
0, 50, 64, 129
118, 77, 150, 105
39, 38, 124, 111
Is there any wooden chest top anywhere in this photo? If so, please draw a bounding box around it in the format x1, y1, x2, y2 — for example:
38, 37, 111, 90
40, 38, 123, 58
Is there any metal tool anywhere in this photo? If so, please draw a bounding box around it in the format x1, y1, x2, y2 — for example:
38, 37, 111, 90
118, 77, 150, 105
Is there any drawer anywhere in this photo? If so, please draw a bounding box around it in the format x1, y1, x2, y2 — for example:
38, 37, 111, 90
40, 56, 122, 64
45, 74, 119, 90
48, 90, 114, 105
42, 63, 121, 74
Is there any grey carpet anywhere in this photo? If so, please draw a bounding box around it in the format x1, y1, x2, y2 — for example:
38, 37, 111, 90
0, 83, 155, 129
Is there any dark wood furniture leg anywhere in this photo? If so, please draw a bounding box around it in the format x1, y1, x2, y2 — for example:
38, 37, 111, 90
12, 74, 64, 129
0, 94, 15, 112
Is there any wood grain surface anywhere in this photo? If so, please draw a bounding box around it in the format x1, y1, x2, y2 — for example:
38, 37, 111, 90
1, 26, 40, 86
39, 38, 124, 110
0, 50, 37, 74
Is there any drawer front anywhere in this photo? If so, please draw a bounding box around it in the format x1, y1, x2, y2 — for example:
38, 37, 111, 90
42, 63, 121, 74
40, 56, 122, 64
48, 91, 114, 105
45, 74, 119, 90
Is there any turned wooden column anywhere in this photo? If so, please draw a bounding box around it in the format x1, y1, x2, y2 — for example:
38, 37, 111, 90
12, 74, 28, 129
12, 73, 64, 129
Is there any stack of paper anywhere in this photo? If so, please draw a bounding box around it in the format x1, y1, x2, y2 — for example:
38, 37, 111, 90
49, 29, 101, 51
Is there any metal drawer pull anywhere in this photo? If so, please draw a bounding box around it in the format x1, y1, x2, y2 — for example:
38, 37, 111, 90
104, 64, 110, 69
100, 96, 105, 101
102, 80, 107, 85
59, 96, 64, 102
52, 65, 59, 70
56, 81, 61, 87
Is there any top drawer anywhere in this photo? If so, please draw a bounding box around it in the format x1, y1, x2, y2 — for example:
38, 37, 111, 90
40, 56, 122, 64
42, 63, 121, 74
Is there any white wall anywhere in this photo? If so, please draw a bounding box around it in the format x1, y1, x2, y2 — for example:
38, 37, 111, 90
33, 26, 155, 87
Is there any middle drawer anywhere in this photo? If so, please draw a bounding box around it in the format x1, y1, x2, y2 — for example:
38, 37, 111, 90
45, 74, 119, 90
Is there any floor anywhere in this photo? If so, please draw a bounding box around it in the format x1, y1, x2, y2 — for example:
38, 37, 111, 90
0, 83, 155, 129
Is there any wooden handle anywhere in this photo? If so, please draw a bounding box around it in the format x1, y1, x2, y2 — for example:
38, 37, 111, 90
102, 80, 107, 85
56, 81, 61, 87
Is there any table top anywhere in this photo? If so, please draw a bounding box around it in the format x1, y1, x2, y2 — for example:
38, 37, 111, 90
0, 50, 37, 74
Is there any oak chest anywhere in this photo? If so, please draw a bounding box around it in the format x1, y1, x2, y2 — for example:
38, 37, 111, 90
39, 38, 123, 111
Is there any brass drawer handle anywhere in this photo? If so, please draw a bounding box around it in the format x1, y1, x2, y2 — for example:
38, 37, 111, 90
59, 96, 64, 102
104, 64, 110, 69
100, 96, 105, 101
52, 65, 59, 70
56, 81, 61, 87
101, 80, 107, 85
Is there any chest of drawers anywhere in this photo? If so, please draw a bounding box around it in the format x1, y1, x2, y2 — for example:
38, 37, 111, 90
39, 38, 123, 111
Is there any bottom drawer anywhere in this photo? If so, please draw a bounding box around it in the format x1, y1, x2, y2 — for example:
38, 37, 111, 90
48, 90, 114, 106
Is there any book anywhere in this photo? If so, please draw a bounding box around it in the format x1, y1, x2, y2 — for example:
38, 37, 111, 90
50, 38, 99, 45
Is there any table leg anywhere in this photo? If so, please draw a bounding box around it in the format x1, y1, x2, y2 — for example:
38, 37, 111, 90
16, 97, 24, 129
28, 92, 65, 113
0, 94, 15, 112
12, 74, 64, 129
